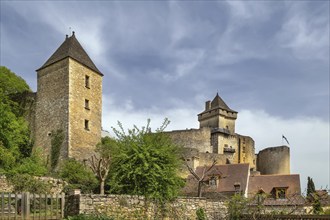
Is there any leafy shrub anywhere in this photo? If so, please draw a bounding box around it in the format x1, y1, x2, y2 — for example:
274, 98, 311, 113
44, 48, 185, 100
8, 173, 51, 194
196, 207, 207, 220
9, 148, 47, 176
58, 159, 98, 193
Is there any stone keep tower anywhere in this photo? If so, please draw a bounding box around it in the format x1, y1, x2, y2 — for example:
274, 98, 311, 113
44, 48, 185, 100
35, 32, 103, 162
198, 93, 238, 154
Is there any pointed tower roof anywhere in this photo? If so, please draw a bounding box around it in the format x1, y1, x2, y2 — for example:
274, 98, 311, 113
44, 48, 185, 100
210, 93, 237, 113
37, 32, 103, 76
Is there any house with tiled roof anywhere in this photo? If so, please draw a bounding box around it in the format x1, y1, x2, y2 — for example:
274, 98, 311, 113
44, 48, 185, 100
182, 163, 250, 199
182, 163, 303, 207
248, 173, 305, 209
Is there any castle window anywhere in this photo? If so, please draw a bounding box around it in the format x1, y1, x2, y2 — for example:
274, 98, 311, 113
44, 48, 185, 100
84, 119, 90, 130
85, 75, 90, 88
85, 99, 90, 110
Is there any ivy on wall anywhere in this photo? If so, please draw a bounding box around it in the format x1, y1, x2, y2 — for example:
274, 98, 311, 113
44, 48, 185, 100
50, 129, 64, 171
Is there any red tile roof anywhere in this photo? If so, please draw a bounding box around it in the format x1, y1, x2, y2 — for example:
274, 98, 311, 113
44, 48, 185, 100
189, 163, 250, 193
248, 174, 301, 196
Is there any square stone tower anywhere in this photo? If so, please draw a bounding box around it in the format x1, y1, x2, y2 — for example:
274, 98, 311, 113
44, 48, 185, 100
198, 93, 238, 154
35, 32, 103, 163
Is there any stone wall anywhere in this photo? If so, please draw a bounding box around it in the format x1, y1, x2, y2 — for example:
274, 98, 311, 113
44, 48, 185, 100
68, 58, 102, 161
65, 192, 227, 220
167, 127, 212, 153
0, 176, 66, 194
237, 135, 256, 171
0, 175, 13, 192
35, 59, 70, 161
257, 146, 290, 175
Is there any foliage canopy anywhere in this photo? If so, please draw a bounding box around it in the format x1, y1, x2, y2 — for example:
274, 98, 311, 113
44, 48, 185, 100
108, 119, 184, 201
0, 66, 34, 172
59, 158, 98, 193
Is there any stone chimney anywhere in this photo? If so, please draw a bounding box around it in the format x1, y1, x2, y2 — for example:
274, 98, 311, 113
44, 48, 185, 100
205, 101, 211, 111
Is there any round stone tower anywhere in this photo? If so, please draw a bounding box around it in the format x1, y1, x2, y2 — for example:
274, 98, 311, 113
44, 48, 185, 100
257, 145, 290, 175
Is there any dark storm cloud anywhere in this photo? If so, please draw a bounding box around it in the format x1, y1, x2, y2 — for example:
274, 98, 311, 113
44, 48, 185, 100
1, 1, 328, 119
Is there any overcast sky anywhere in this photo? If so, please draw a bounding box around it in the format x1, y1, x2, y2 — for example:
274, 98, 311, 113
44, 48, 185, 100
1, 1, 329, 191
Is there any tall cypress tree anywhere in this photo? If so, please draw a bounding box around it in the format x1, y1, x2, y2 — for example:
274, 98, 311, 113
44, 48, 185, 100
307, 176, 316, 197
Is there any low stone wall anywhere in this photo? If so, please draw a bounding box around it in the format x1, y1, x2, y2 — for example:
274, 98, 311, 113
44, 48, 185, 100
0, 175, 13, 192
0, 175, 66, 194
65, 191, 227, 219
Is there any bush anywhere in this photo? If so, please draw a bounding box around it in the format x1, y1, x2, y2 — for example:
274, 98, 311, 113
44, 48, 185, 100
9, 148, 47, 176
58, 159, 98, 193
196, 207, 207, 220
8, 173, 51, 194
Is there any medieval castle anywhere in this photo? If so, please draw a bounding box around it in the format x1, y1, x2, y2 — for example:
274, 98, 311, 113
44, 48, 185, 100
31, 33, 292, 183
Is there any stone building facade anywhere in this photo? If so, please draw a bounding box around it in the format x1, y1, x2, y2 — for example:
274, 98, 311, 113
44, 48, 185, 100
167, 93, 290, 177
33, 32, 103, 162
168, 93, 257, 172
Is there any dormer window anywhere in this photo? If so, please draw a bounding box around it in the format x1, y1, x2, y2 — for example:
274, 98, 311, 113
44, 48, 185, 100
234, 182, 241, 193
272, 187, 288, 199
209, 176, 217, 187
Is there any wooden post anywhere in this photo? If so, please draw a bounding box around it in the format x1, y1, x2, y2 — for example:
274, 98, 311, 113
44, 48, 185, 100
14, 193, 18, 219
23, 192, 30, 220
44, 194, 47, 220
50, 194, 53, 219
1, 192, 4, 220
8, 193, 11, 219
39, 194, 41, 219
61, 193, 65, 219
32, 194, 36, 220
55, 194, 59, 219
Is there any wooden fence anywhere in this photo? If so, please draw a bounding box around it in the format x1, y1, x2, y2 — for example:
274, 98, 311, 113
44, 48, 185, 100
1, 192, 65, 220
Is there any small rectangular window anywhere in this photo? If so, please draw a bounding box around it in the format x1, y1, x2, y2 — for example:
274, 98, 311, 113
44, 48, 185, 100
209, 177, 217, 186
85, 75, 90, 88
85, 99, 90, 110
84, 119, 89, 130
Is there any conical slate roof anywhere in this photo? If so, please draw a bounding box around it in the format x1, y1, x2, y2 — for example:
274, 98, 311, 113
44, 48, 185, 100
37, 32, 103, 76
210, 93, 237, 113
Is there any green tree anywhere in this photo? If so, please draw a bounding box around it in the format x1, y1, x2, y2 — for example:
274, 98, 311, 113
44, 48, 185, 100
312, 197, 323, 214
307, 176, 316, 197
0, 66, 31, 96
59, 159, 98, 193
226, 194, 248, 220
88, 137, 117, 195
0, 67, 33, 171
109, 119, 184, 202
307, 177, 324, 214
